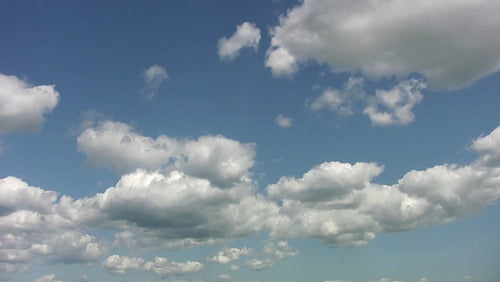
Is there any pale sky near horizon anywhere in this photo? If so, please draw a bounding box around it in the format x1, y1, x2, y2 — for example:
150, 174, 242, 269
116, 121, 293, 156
1, 1, 500, 281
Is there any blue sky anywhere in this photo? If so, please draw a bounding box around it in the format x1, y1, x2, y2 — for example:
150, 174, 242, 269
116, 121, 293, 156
1, 1, 500, 281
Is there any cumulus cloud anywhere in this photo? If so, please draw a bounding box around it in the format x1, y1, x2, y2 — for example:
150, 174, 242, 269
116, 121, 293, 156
309, 77, 365, 115
218, 22, 261, 60
244, 240, 297, 271
309, 77, 425, 126
364, 79, 426, 126
103, 255, 204, 277
266, 0, 500, 89
2, 123, 500, 273
77, 120, 256, 187
275, 114, 292, 129
144, 256, 205, 276
471, 126, 500, 167
68, 169, 279, 243
267, 126, 500, 245
35, 274, 63, 282
207, 247, 252, 264
0, 73, 59, 134
102, 255, 144, 274
245, 258, 276, 270
0, 177, 107, 272
142, 65, 168, 100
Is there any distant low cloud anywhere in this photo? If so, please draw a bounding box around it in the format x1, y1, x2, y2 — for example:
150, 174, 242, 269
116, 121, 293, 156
103, 255, 204, 276
275, 114, 292, 128
207, 247, 252, 264
0, 74, 59, 134
266, 0, 500, 89
35, 274, 62, 282
218, 22, 261, 60
142, 65, 168, 100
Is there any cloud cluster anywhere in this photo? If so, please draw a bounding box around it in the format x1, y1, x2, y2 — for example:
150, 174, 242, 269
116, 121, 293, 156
218, 22, 261, 60
207, 247, 252, 264
364, 79, 426, 126
267, 126, 500, 245
266, 0, 500, 89
0, 177, 107, 272
0, 74, 59, 134
245, 240, 298, 270
103, 255, 204, 276
142, 65, 168, 100
309, 77, 426, 126
2, 120, 500, 274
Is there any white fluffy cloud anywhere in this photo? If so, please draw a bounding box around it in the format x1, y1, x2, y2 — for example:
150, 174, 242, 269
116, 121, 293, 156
103, 255, 204, 276
267, 162, 384, 202
142, 65, 168, 100
275, 114, 292, 129
471, 126, 500, 167
364, 79, 426, 126
77, 120, 256, 186
144, 256, 205, 276
0, 74, 59, 134
207, 247, 252, 264
218, 22, 261, 60
309, 77, 365, 115
2, 123, 500, 273
267, 126, 500, 245
266, 0, 500, 89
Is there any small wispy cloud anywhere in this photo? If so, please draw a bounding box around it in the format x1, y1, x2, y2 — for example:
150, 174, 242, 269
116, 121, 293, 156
142, 65, 168, 100
275, 114, 292, 129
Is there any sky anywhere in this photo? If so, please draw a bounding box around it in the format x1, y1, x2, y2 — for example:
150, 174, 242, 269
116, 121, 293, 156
1, 0, 500, 281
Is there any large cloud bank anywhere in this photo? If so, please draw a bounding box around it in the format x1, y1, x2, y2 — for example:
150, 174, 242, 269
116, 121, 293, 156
2, 120, 500, 274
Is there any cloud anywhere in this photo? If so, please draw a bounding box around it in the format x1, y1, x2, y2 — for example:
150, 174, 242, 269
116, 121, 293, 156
266, 0, 500, 89
309, 77, 365, 115
142, 65, 168, 100
471, 126, 500, 167
267, 162, 384, 202
267, 128, 500, 245
35, 274, 63, 282
275, 114, 292, 128
309, 77, 425, 126
219, 274, 231, 280
218, 22, 261, 60
207, 247, 252, 264
0, 74, 59, 134
262, 240, 297, 259
103, 255, 204, 277
102, 255, 145, 274
229, 264, 239, 271
77, 120, 256, 187
2, 123, 500, 273
67, 169, 279, 244
245, 258, 275, 270
143, 256, 205, 276
244, 240, 297, 271
363, 79, 426, 126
